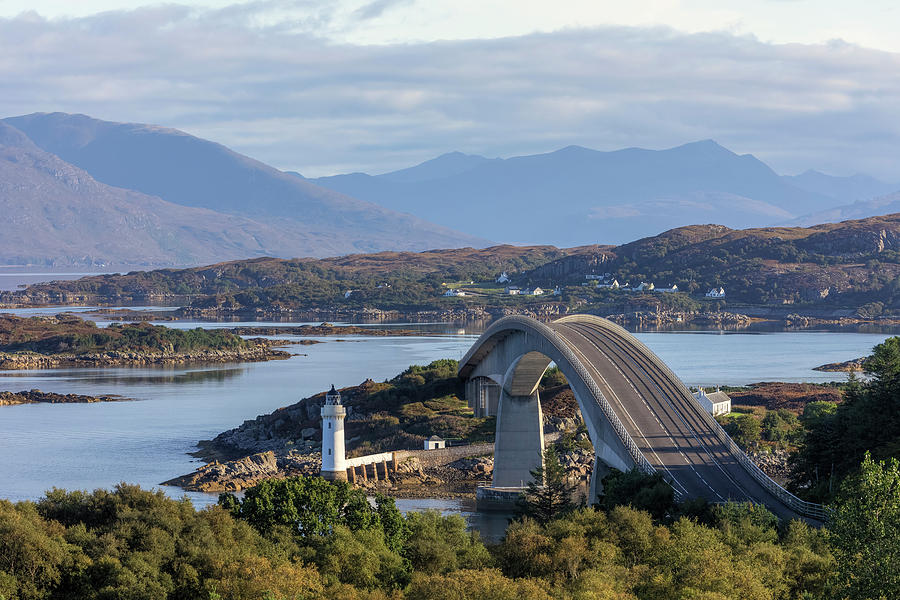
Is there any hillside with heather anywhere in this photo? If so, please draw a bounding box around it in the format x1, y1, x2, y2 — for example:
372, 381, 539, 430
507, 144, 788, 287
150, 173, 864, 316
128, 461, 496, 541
7, 214, 900, 315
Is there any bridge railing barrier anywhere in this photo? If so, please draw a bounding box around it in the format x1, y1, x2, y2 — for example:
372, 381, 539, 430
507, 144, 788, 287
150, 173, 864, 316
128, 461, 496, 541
593, 318, 829, 522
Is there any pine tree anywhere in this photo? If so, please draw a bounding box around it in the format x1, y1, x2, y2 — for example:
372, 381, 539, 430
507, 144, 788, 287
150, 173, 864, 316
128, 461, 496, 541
520, 445, 576, 524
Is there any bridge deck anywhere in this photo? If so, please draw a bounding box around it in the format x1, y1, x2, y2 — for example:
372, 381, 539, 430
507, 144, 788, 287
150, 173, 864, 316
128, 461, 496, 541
549, 321, 803, 521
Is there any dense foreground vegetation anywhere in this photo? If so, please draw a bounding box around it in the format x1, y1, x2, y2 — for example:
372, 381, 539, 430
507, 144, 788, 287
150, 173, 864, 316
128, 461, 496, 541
0, 314, 251, 355
791, 336, 900, 502
2, 451, 898, 600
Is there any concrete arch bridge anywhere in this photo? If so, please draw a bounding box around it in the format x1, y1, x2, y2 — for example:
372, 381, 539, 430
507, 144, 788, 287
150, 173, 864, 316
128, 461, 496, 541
458, 315, 826, 522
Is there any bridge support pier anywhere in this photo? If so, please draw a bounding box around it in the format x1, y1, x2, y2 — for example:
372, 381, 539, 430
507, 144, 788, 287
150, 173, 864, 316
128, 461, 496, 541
589, 457, 611, 504
492, 389, 545, 488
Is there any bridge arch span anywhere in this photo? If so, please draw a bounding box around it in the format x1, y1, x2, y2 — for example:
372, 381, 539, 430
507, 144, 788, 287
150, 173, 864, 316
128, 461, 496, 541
458, 315, 826, 522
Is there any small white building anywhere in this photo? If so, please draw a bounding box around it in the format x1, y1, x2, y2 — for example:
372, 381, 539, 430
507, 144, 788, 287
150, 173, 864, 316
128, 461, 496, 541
585, 274, 605, 280
693, 387, 732, 416
596, 279, 620, 289
632, 282, 655, 292
552, 286, 562, 296
424, 435, 446, 450
706, 287, 726, 298
523, 287, 544, 296
496, 271, 510, 284
343, 290, 353, 299
443, 289, 466, 297
505, 286, 521, 295
655, 284, 679, 293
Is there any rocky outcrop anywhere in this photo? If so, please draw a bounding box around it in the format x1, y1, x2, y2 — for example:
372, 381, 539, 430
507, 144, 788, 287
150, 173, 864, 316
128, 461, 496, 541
606, 310, 753, 329
813, 357, 867, 372
162, 450, 320, 492
749, 449, 792, 481
0, 346, 291, 370
0, 389, 129, 406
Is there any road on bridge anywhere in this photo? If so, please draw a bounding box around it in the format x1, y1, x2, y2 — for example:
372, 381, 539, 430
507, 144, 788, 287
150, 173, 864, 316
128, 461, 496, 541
549, 319, 804, 522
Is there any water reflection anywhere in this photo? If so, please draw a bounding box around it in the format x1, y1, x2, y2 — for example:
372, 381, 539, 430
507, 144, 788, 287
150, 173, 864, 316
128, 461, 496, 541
0, 366, 247, 386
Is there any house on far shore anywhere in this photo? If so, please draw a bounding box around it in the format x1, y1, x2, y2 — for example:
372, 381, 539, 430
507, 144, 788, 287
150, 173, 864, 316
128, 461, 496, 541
597, 279, 620, 289
496, 271, 510, 283
505, 286, 522, 295
552, 286, 562, 296
424, 435, 446, 450
693, 387, 731, 416
632, 282, 654, 292
523, 287, 544, 296
443, 289, 466, 297
655, 284, 678, 293
706, 287, 726, 298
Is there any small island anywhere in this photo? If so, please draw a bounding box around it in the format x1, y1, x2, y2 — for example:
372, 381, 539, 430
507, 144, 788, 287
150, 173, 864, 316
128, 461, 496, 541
0, 389, 131, 406
0, 313, 291, 370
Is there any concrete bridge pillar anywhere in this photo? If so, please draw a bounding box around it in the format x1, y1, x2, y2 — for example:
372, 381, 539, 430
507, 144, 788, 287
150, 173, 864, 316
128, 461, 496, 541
492, 389, 545, 488
589, 457, 611, 504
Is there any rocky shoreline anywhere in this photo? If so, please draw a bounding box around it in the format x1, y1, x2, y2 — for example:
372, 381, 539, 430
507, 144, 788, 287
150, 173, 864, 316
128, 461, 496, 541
605, 310, 756, 329
227, 323, 434, 337
0, 345, 292, 370
0, 389, 131, 406
813, 357, 867, 372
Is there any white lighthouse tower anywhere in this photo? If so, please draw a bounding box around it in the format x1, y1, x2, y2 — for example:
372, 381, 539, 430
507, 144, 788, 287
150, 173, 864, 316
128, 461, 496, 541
320, 384, 347, 481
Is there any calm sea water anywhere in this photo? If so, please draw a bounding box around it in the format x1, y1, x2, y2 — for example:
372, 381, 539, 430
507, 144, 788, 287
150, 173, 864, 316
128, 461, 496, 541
0, 321, 888, 504
0, 272, 894, 532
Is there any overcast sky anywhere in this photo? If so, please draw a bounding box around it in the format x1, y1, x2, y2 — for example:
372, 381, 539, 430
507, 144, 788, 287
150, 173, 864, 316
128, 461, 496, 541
1, 1, 898, 179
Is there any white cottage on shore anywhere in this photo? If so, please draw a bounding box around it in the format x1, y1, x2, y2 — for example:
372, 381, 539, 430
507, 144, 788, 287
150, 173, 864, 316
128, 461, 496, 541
693, 387, 732, 416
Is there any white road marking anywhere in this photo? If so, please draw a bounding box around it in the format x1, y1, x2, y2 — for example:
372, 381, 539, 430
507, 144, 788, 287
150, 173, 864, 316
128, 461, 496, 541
557, 325, 690, 497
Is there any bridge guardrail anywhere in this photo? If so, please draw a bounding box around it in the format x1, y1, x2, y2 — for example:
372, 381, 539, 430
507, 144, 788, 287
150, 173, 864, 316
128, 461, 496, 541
584, 317, 829, 522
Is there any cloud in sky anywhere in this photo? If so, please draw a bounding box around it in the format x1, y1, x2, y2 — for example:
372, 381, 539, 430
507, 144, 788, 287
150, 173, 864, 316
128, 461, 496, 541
0, 4, 898, 179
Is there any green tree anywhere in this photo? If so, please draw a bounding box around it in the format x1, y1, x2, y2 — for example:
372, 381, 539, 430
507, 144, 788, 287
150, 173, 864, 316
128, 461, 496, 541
598, 469, 675, 521
519, 446, 576, 524
829, 452, 900, 600
729, 414, 762, 448
793, 338, 900, 501
403, 511, 491, 574
314, 525, 408, 591
224, 476, 380, 538
0, 501, 72, 600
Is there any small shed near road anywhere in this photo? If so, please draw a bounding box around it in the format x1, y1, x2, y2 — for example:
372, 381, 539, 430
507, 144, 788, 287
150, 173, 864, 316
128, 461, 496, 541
424, 435, 446, 450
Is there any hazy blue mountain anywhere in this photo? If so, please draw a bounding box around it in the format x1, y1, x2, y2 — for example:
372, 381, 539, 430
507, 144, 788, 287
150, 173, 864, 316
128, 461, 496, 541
311, 141, 843, 246
0, 121, 345, 267
793, 191, 900, 227
783, 170, 897, 204
378, 151, 499, 183
4, 112, 489, 259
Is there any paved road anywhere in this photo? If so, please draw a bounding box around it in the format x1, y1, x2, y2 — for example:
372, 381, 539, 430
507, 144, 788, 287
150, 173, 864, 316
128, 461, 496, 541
549, 320, 804, 521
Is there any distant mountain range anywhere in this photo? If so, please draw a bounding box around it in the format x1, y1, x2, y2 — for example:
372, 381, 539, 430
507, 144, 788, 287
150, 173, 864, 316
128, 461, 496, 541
310, 144, 899, 246
2, 111, 898, 267
0, 113, 487, 267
